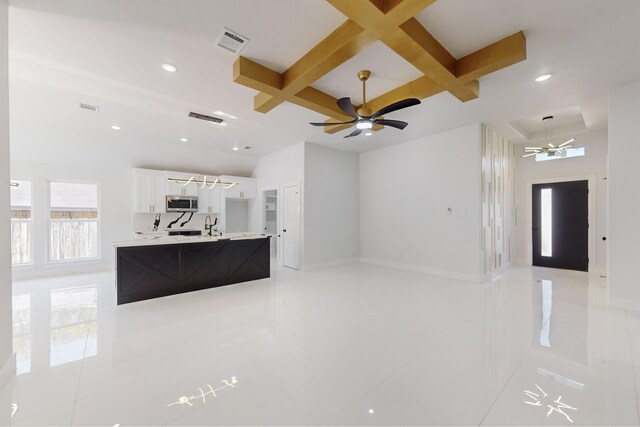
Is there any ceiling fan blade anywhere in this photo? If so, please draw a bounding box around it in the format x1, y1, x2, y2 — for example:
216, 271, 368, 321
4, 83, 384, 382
337, 97, 360, 119
370, 98, 420, 120
548, 143, 555, 148
344, 128, 362, 138
559, 138, 575, 147
309, 120, 356, 126
521, 153, 538, 158
374, 119, 408, 130
524, 147, 542, 150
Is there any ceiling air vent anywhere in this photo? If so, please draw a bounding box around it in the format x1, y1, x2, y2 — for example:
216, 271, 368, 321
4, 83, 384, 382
79, 103, 99, 112
189, 112, 224, 124
216, 28, 249, 54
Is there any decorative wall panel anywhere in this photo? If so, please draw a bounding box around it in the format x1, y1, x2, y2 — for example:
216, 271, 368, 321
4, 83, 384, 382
481, 125, 514, 275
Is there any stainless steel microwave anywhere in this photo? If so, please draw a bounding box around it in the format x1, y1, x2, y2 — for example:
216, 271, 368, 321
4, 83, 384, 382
166, 195, 198, 212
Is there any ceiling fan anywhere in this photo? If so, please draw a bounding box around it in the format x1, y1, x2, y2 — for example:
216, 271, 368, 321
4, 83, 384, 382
310, 70, 421, 138
521, 116, 575, 158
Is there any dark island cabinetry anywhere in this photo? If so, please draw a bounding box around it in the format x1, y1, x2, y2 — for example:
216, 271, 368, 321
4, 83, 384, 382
116, 236, 270, 305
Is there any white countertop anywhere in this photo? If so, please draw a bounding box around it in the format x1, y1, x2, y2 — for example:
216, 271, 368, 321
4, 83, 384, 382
113, 232, 271, 248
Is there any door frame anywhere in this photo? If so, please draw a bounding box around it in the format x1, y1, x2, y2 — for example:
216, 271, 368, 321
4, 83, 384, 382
261, 187, 280, 266
281, 182, 302, 270
524, 174, 597, 271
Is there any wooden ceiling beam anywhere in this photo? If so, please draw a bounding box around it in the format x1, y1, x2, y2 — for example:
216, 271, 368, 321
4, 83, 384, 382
237, 0, 436, 114
232, 0, 526, 137
456, 31, 527, 82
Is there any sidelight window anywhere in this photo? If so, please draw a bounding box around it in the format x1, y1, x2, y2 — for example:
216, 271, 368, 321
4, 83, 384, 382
541, 188, 553, 257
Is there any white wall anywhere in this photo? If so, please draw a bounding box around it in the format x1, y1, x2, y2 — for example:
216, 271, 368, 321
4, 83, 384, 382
225, 200, 248, 233
0, 0, 14, 410
360, 123, 484, 281
609, 81, 640, 309
304, 142, 360, 267
10, 162, 132, 279
513, 130, 608, 275
249, 142, 305, 263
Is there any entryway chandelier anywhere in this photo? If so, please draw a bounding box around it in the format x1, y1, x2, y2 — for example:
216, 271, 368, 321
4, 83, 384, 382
521, 116, 575, 159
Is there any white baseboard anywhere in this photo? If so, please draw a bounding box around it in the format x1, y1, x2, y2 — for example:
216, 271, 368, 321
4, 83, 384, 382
301, 258, 360, 272
0, 353, 15, 389
609, 296, 640, 312
359, 257, 487, 283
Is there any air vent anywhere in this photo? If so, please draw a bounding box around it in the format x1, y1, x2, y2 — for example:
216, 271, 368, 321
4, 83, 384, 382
79, 103, 99, 112
216, 28, 249, 54
189, 112, 224, 124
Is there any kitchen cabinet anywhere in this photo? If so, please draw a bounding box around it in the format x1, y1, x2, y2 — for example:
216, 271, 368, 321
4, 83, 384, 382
221, 176, 257, 200
133, 169, 166, 213
165, 172, 198, 196
198, 183, 222, 214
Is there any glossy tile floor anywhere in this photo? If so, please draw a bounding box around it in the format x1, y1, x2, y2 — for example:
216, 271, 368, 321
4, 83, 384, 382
4, 263, 640, 426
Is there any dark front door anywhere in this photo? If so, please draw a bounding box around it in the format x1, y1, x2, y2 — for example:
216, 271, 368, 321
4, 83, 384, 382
532, 180, 589, 271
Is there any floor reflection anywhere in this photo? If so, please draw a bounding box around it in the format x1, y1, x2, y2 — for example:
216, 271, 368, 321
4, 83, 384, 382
11, 282, 98, 375
11, 294, 31, 375
50, 285, 97, 367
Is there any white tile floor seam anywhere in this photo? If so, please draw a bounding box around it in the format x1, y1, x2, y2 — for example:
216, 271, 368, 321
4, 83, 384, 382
477, 345, 534, 426
4, 264, 640, 426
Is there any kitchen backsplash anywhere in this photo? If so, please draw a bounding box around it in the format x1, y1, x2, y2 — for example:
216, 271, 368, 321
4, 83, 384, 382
133, 212, 220, 233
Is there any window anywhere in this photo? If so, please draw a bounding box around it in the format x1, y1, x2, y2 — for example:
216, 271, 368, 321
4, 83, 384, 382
48, 181, 99, 262
10, 180, 33, 265
535, 146, 586, 162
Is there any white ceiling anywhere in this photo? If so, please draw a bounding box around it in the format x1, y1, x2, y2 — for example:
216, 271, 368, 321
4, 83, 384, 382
7, 0, 640, 175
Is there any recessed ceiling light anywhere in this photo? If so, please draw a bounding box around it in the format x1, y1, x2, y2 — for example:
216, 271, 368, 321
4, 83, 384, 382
162, 63, 177, 73
111, 125, 121, 130
179, 138, 188, 143
368, 409, 375, 414
213, 110, 237, 119
232, 147, 239, 151
535, 74, 552, 82
365, 131, 373, 136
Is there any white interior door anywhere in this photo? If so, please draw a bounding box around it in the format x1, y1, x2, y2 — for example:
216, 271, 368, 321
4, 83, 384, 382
282, 184, 301, 270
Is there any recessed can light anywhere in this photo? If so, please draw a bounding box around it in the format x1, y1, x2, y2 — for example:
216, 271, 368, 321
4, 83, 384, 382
111, 125, 121, 130
368, 409, 375, 414
180, 138, 188, 143
232, 147, 239, 151
162, 63, 177, 73
535, 74, 552, 82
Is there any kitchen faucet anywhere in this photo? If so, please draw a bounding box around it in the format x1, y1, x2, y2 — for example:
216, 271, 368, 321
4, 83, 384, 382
205, 216, 218, 236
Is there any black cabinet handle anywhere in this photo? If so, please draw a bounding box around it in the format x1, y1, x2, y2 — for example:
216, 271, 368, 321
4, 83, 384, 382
283, 229, 287, 232
602, 236, 607, 241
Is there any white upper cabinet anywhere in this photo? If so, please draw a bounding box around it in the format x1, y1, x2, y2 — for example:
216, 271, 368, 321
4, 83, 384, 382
221, 176, 257, 200
198, 181, 222, 214
165, 171, 198, 196
133, 169, 166, 213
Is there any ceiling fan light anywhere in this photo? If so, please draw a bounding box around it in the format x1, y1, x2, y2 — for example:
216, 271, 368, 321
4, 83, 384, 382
356, 120, 373, 130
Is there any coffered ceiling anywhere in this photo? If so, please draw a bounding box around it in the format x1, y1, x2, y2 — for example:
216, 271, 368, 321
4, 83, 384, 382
7, 0, 640, 174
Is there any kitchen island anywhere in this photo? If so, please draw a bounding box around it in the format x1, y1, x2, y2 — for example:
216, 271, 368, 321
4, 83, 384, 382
114, 234, 271, 304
